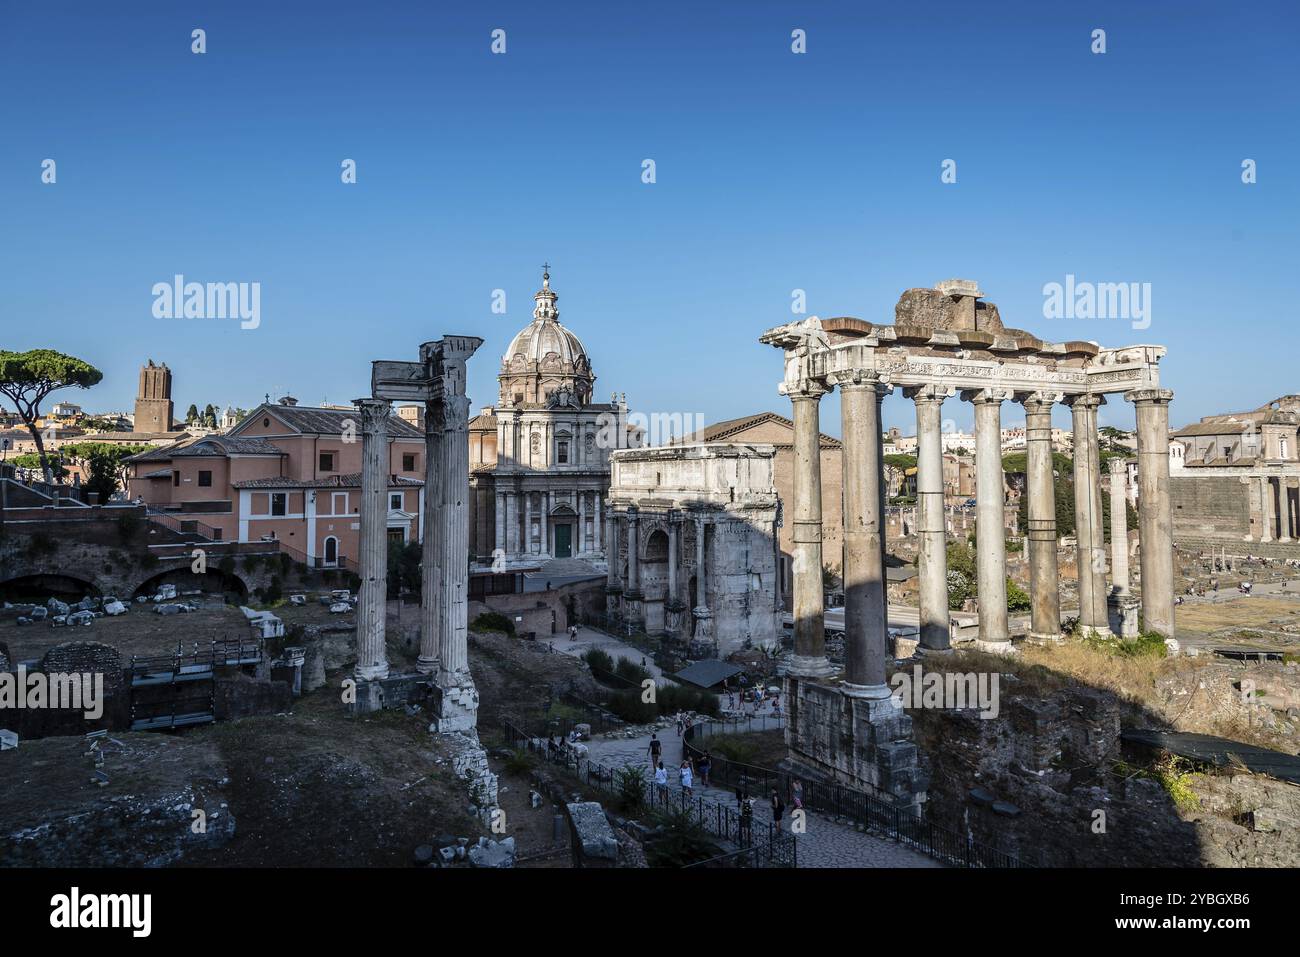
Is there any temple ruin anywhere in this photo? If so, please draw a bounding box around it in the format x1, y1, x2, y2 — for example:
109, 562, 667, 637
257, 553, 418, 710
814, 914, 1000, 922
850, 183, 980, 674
760, 279, 1177, 809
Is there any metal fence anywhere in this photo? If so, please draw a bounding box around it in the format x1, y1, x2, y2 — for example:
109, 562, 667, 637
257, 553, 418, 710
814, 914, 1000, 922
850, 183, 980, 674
500, 719, 796, 868
682, 717, 1027, 868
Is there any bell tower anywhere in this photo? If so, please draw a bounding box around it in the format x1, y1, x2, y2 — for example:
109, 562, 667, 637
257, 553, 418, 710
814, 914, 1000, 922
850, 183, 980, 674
134, 359, 174, 433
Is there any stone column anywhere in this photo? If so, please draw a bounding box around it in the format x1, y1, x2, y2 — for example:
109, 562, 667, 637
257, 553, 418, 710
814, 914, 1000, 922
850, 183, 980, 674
624, 507, 643, 627
909, 384, 953, 654
1127, 388, 1176, 644
1108, 458, 1130, 594
594, 495, 603, 552
1086, 399, 1111, 629
418, 399, 445, 674
788, 387, 834, 676
435, 392, 478, 729
1022, 392, 1062, 642
1259, 475, 1273, 542
965, 389, 1012, 652
839, 375, 891, 696
606, 511, 619, 586
354, 398, 392, 680
1067, 395, 1110, 636
578, 492, 587, 556
693, 513, 712, 642
542, 491, 553, 556
1278, 479, 1293, 543
522, 492, 532, 555
493, 490, 505, 556
667, 516, 679, 605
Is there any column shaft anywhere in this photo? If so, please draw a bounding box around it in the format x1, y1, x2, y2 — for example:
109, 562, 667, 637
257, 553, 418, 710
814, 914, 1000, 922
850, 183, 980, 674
911, 385, 951, 652
439, 395, 472, 676
355, 398, 391, 680
969, 390, 1011, 650
1023, 393, 1062, 640
418, 401, 445, 673
841, 380, 890, 694
788, 390, 832, 674
1129, 389, 1176, 641
1108, 458, 1130, 594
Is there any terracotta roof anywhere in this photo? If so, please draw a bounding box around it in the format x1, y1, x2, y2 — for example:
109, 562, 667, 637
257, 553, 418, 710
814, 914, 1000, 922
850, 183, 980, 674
231, 472, 423, 489
235, 403, 423, 439
127, 435, 284, 463
685, 411, 842, 449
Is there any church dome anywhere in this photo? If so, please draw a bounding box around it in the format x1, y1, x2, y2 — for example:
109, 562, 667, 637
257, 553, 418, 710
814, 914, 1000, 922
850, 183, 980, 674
499, 268, 595, 406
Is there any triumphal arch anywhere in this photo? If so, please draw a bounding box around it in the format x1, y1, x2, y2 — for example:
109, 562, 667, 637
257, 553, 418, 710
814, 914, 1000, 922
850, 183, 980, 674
761, 279, 1174, 808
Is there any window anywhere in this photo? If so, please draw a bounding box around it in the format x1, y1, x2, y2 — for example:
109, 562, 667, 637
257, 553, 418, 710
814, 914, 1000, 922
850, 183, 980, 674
557, 442, 569, 464
271, 493, 287, 516
319, 452, 335, 472
172, 471, 180, 487
390, 493, 403, 510
402, 453, 416, 472
198, 470, 212, 487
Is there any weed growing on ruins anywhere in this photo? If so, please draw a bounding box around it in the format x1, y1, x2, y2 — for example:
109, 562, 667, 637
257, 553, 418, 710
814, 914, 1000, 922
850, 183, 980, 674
615, 763, 647, 813
581, 647, 615, 674
1153, 754, 1202, 814
502, 748, 535, 775
643, 803, 725, 867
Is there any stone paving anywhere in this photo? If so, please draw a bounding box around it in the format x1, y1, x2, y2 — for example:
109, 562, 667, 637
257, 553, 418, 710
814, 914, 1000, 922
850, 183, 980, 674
582, 725, 941, 868
545, 625, 667, 683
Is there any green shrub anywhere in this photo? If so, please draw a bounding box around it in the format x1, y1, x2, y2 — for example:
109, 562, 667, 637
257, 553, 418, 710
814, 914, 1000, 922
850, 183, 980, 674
608, 689, 658, 724
1006, 577, 1031, 612
657, 683, 720, 718
502, 748, 535, 775
471, 611, 516, 635
582, 647, 615, 675
614, 657, 652, 686
615, 764, 648, 813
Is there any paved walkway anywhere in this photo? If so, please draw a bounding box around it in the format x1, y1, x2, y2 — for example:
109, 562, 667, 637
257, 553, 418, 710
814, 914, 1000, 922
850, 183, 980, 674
546, 625, 667, 683
583, 726, 941, 868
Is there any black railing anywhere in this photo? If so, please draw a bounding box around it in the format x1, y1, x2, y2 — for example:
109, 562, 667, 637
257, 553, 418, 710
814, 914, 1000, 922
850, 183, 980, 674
682, 717, 1027, 868
500, 719, 795, 868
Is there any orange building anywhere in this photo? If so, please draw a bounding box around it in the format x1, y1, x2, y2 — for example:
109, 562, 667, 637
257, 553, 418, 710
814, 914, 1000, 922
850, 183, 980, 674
126, 400, 425, 567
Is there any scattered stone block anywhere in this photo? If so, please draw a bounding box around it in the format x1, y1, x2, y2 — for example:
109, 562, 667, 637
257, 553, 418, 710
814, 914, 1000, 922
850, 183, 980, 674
103, 600, 128, 617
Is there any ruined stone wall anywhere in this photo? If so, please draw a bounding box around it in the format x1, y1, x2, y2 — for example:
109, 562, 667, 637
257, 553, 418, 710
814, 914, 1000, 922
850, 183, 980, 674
711, 516, 780, 655
785, 677, 927, 808
0, 641, 129, 738
1171, 475, 1251, 542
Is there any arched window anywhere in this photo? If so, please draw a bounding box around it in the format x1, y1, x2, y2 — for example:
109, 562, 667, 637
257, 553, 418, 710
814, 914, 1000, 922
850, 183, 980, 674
323, 536, 338, 565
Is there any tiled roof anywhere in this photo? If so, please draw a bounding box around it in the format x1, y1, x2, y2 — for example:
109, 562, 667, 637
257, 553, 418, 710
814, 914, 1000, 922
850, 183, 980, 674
231, 472, 423, 489
128, 435, 283, 463
684, 411, 842, 449
242, 403, 423, 439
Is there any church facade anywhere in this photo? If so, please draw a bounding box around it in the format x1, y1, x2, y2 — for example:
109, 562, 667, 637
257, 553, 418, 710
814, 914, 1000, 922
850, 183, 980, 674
468, 270, 633, 570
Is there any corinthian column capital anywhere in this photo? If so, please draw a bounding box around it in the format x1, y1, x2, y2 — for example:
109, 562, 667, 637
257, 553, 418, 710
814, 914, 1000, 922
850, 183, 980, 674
904, 383, 955, 405
355, 397, 392, 431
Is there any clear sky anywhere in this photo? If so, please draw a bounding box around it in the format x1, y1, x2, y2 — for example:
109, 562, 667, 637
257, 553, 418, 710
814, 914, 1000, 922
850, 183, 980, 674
2, 1, 1296, 437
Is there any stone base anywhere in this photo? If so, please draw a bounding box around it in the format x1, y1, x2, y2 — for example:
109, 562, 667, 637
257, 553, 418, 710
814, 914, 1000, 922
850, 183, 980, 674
1026, 632, 1065, 645
783, 653, 838, 678
973, 639, 1016, 655
692, 607, 713, 643
1107, 593, 1141, 638
784, 675, 927, 811
350, 671, 434, 714
432, 670, 480, 734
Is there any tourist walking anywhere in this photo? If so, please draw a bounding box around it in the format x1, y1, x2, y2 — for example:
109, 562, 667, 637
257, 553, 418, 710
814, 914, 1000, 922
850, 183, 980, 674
770, 788, 786, 831
790, 778, 803, 812
675, 711, 685, 736
697, 750, 712, 787
648, 732, 662, 769
654, 761, 669, 801
679, 758, 694, 796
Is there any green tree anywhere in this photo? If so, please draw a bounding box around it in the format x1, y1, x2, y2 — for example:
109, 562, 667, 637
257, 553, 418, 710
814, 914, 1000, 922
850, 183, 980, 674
0, 350, 103, 483
185, 403, 200, 423
203, 403, 217, 428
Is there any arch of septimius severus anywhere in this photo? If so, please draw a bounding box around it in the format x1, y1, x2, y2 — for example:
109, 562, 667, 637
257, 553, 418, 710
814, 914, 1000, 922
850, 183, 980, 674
761, 279, 1175, 808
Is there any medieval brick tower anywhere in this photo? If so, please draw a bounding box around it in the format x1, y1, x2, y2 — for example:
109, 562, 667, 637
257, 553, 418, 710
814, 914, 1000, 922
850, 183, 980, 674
134, 360, 174, 433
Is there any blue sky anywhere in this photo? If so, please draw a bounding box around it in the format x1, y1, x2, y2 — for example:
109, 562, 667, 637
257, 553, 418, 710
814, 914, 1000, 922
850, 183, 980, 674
1, 1, 1296, 436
